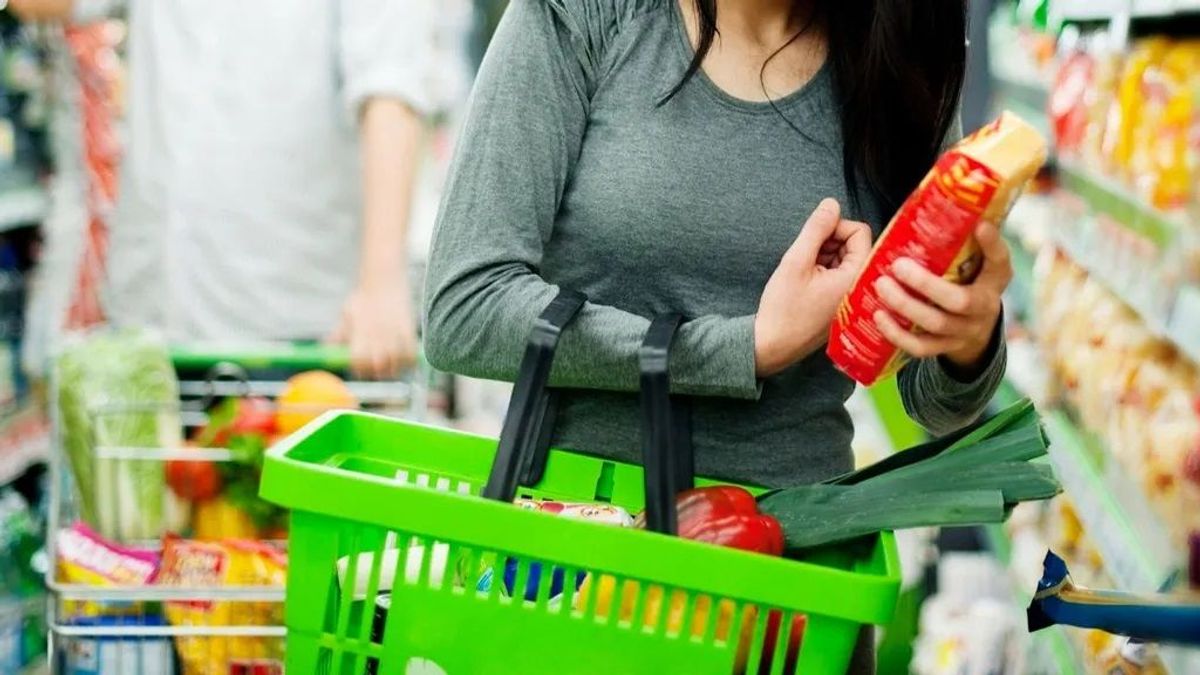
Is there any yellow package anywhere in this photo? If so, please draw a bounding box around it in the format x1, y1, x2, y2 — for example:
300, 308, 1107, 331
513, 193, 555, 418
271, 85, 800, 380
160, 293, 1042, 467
1147, 43, 1200, 209
157, 536, 287, 675
1102, 39, 1170, 176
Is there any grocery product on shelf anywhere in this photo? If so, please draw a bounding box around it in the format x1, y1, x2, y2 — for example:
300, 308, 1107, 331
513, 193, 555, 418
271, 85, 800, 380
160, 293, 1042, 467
912, 553, 1028, 675
829, 111, 1048, 385
0, 485, 45, 670
1032, 250, 1200, 549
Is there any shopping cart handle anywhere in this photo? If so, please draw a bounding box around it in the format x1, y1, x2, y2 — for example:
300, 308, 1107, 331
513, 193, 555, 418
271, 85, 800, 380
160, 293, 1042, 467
169, 342, 355, 372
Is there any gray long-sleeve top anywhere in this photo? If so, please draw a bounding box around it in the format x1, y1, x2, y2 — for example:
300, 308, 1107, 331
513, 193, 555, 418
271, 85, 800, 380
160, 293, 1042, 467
424, 0, 1006, 488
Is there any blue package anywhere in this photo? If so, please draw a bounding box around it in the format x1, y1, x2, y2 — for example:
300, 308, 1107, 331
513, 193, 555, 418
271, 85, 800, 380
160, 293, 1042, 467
501, 558, 587, 602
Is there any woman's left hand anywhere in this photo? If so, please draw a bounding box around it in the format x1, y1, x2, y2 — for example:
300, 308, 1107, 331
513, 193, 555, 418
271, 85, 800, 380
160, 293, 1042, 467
871, 222, 1012, 375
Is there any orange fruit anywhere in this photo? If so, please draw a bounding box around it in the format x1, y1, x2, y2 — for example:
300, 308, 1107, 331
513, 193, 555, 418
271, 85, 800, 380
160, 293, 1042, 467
275, 370, 358, 434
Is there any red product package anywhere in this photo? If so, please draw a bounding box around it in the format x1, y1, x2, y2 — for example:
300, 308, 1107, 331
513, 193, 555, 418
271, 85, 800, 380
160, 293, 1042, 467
828, 112, 1048, 385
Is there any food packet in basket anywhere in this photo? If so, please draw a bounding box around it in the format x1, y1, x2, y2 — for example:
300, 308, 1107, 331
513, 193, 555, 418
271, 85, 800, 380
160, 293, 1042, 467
157, 536, 287, 675
56, 522, 159, 617
474, 499, 634, 602
828, 111, 1048, 385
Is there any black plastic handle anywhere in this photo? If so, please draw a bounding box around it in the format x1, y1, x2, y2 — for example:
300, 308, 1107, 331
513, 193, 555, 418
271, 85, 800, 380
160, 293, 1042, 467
639, 314, 694, 535
483, 290, 588, 502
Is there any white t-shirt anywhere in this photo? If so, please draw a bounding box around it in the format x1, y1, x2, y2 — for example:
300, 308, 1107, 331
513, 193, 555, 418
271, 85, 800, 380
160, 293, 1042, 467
79, 0, 435, 341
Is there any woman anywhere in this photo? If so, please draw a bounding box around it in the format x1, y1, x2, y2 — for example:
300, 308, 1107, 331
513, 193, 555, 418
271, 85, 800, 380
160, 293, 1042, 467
425, 0, 1009, 668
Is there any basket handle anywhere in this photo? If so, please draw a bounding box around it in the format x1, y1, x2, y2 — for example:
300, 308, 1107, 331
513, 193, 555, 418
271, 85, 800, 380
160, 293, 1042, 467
482, 290, 588, 502
639, 314, 694, 535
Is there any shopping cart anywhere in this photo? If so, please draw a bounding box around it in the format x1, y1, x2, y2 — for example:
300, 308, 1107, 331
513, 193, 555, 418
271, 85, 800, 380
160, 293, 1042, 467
262, 293, 903, 675
45, 341, 430, 674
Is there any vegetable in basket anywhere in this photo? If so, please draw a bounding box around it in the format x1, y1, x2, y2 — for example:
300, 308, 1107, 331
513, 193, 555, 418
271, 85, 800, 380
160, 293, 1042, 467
57, 328, 188, 541
758, 399, 1058, 552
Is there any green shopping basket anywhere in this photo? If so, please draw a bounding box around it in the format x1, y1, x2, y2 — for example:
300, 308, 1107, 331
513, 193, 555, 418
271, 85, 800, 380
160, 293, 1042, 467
261, 292, 901, 674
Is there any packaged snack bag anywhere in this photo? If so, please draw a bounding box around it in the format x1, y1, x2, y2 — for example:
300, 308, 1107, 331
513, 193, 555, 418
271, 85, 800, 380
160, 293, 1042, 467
157, 536, 286, 675
56, 522, 160, 617
1102, 39, 1169, 176
1145, 43, 1200, 210
828, 112, 1048, 385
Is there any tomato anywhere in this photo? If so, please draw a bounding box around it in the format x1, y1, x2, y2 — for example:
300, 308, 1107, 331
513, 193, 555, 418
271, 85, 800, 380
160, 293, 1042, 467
230, 397, 278, 438
194, 397, 278, 448
166, 458, 222, 501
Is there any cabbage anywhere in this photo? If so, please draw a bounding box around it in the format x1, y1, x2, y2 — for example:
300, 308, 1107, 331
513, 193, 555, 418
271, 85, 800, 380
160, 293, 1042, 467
56, 328, 186, 541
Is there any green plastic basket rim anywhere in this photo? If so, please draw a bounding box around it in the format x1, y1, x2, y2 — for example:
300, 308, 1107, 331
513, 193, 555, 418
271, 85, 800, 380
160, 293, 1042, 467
262, 411, 901, 626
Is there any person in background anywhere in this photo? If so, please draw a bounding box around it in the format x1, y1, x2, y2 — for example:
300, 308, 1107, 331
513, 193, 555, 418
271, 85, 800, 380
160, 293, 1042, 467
11, 0, 434, 379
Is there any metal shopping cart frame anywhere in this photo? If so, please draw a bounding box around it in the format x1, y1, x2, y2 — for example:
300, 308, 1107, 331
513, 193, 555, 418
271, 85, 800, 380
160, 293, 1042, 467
44, 341, 430, 672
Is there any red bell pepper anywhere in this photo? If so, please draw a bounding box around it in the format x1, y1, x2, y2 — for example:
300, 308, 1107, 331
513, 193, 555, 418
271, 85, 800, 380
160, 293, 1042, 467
673, 486, 784, 556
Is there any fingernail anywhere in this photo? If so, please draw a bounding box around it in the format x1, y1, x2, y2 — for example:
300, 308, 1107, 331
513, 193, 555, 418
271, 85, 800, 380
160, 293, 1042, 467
873, 310, 887, 325
893, 258, 914, 275
873, 277, 889, 294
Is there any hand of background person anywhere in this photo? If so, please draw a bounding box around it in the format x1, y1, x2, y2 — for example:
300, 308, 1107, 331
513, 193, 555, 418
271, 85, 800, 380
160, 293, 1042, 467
754, 198, 872, 377
328, 280, 419, 380
872, 221, 1012, 378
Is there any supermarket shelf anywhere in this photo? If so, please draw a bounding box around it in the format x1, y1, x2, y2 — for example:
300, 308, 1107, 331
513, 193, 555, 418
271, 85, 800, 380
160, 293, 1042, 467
1054, 0, 1200, 21
0, 184, 46, 232
1042, 410, 1174, 593
1055, 160, 1184, 250
996, 384, 1200, 674
0, 405, 50, 486
992, 75, 1051, 140
1054, 0, 1129, 22
981, 523, 1085, 675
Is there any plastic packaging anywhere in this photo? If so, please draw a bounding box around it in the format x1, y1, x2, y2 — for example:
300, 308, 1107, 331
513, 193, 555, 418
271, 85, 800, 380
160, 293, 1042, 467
157, 537, 286, 675
829, 111, 1047, 385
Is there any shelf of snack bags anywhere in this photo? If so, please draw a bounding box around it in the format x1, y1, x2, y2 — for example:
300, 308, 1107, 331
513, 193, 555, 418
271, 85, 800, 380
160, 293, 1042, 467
994, 11, 1200, 364
993, 493, 1195, 673
994, 255, 1200, 673
44, 328, 429, 674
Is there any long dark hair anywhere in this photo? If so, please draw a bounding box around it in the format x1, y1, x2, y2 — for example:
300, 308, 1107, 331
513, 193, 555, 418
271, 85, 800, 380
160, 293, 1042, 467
665, 1, 967, 217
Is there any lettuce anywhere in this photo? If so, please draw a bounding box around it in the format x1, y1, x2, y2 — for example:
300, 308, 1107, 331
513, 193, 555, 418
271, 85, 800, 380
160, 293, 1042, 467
57, 328, 186, 541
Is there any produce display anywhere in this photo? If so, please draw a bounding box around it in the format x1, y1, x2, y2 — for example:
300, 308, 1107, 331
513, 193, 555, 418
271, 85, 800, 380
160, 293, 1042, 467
1033, 250, 1200, 546
829, 111, 1048, 385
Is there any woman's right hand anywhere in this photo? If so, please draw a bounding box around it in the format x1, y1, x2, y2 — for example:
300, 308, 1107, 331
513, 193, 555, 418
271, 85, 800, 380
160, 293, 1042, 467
754, 198, 872, 377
